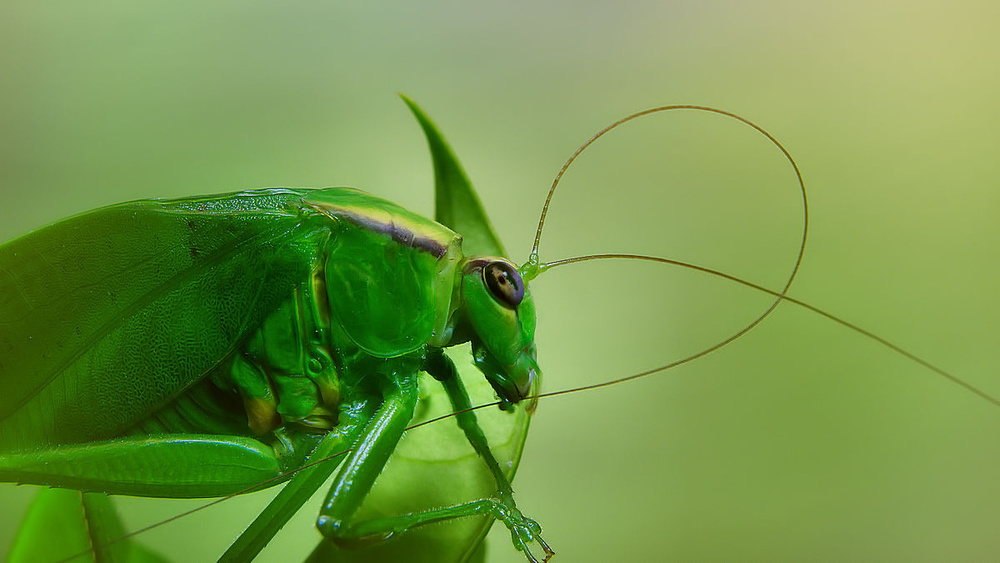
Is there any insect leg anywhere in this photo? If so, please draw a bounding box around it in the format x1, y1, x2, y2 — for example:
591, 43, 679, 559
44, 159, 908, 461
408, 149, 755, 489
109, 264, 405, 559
312, 368, 421, 546
219, 395, 377, 562
425, 348, 552, 562
0, 435, 286, 497
312, 356, 538, 554
308, 350, 550, 561
313, 358, 548, 558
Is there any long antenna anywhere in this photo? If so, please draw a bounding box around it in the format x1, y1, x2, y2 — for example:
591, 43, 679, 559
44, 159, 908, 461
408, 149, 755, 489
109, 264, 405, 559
526, 105, 807, 279
522, 105, 808, 401
523, 105, 1000, 410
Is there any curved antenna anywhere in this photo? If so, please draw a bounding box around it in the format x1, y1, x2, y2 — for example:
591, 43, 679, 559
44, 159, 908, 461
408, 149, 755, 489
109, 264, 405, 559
523, 104, 810, 404
525, 105, 806, 279
522, 106, 997, 407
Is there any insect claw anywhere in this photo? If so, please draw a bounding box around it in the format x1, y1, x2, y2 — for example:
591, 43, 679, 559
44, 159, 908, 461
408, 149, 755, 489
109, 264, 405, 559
517, 532, 554, 563
532, 534, 554, 562
538, 535, 554, 558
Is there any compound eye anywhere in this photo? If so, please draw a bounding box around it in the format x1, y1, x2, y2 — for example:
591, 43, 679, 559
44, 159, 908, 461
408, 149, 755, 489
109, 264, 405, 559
483, 261, 525, 309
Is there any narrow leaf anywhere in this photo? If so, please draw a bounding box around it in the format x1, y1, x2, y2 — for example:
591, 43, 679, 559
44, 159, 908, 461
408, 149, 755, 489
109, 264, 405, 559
401, 95, 508, 258
8, 488, 165, 563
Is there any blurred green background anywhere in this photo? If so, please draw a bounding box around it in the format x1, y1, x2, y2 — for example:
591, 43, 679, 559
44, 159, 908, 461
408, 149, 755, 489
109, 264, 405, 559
2, 1, 999, 561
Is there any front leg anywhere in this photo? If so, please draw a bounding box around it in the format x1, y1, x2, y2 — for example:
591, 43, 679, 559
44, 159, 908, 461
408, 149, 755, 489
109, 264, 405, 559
425, 348, 552, 562
314, 368, 420, 544
314, 351, 550, 563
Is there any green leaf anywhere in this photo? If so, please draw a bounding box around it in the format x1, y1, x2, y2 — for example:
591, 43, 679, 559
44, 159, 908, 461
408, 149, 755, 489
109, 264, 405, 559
401, 95, 507, 258
8, 488, 166, 563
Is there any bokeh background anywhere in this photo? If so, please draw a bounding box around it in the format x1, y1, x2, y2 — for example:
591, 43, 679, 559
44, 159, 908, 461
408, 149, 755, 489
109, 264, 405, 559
2, 1, 999, 561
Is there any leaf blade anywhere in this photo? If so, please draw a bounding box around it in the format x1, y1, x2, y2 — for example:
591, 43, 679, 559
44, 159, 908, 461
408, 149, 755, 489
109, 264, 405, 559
8, 489, 165, 563
401, 95, 507, 258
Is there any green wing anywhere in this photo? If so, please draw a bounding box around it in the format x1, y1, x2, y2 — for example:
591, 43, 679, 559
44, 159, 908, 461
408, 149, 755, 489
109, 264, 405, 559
0, 189, 323, 449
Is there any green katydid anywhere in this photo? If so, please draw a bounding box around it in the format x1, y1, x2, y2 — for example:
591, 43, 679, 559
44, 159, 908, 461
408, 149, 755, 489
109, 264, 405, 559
1, 97, 545, 562
3, 96, 999, 562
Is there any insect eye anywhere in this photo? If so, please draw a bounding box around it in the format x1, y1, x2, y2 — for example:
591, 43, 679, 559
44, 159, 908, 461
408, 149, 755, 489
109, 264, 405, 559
483, 261, 524, 309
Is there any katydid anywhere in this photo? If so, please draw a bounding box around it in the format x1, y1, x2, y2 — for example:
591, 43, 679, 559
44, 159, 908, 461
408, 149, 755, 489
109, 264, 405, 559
3, 97, 998, 562
1, 97, 545, 562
